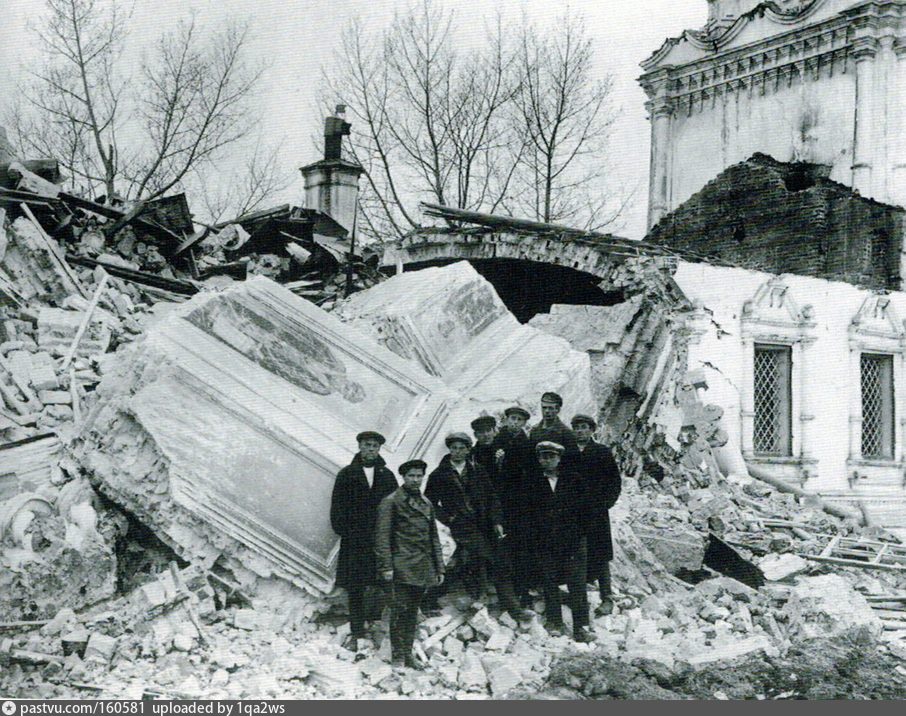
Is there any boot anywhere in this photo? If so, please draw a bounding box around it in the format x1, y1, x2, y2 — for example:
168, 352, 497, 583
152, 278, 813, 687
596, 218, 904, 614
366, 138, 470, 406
573, 626, 594, 644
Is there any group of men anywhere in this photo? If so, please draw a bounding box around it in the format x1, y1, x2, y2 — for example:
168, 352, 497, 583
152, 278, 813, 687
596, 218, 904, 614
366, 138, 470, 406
329, 391, 622, 669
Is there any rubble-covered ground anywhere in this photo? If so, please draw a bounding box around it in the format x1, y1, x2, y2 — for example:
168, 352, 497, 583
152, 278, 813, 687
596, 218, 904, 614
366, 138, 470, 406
3, 165, 906, 699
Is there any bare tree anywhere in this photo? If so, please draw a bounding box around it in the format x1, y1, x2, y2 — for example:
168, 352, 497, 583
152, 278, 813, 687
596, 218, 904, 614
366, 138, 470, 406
195, 136, 295, 224
10, 0, 264, 207
508, 10, 621, 229
322, 0, 522, 240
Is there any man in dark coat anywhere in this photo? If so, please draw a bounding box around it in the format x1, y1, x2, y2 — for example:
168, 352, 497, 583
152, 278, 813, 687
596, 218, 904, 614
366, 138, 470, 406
526, 441, 593, 643
490, 406, 534, 605
376, 459, 444, 669
470, 415, 498, 477
425, 432, 528, 620
571, 414, 622, 616
330, 430, 398, 652
529, 392, 578, 465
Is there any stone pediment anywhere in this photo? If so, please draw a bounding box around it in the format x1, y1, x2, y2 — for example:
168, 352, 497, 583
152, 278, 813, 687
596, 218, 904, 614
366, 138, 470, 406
641, 1, 854, 71
851, 294, 906, 340
742, 276, 814, 328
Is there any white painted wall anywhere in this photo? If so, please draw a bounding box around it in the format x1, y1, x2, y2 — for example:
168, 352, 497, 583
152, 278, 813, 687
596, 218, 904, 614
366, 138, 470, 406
668, 72, 856, 210
674, 261, 906, 525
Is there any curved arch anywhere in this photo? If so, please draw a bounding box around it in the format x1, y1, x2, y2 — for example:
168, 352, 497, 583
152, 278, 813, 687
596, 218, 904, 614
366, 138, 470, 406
380, 230, 629, 283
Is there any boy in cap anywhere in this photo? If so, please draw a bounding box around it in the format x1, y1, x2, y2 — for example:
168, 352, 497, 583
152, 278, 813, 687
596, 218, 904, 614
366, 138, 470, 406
529, 392, 578, 461
527, 441, 593, 643
491, 406, 534, 605
330, 431, 399, 652
376, 459, 444, 669
425, 432, 528, 620
571, 414, 622, 616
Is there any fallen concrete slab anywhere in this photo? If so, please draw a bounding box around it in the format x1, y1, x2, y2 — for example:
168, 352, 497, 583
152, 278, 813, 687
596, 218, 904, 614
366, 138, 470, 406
69, 277, 454, 594
336, 262, 595, 449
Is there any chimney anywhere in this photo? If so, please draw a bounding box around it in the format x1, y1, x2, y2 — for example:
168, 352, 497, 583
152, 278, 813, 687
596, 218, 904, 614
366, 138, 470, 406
300, 105, 363, 235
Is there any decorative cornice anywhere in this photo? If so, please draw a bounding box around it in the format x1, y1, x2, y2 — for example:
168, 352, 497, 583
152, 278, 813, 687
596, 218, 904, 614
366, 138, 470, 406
640, 2, 906, 117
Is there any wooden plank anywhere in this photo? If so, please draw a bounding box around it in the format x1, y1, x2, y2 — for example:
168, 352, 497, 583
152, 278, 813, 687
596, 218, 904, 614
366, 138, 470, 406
800, 554, 906, 572
819, 535, 840, 558
61, 273, 109, 370
20, 203, 87, 299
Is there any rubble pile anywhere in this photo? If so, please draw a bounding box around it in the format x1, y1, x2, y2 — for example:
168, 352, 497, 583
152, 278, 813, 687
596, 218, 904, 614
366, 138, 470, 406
3, 163, 906, 698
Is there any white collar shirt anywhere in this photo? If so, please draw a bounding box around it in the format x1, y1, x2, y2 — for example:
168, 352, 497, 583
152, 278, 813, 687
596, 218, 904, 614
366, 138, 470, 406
363, 465, 375, 489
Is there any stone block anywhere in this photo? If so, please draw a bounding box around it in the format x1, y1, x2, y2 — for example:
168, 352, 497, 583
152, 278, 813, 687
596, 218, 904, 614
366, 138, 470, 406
781, 574, 882, 640
38, 390, 71, 405
458, 651, 488, 691
359, 657, 393, 686
488, 663, 522, 697
468, 607, 498, 639
443, 635, 464, 659
29, 352, 58, 391
84, 633, 118, 663
631, 522, 706, 574
758, 553, 809, 582
484, 629, 513, 652
41, 608, 76, 636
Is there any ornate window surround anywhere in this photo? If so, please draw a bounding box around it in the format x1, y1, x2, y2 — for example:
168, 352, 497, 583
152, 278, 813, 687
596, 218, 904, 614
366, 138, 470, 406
847, 294, 906, 477
740, 277, 818, 481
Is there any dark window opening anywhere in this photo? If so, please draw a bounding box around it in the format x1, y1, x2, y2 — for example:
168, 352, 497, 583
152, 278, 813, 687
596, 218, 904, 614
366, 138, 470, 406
861, 352, 895, 459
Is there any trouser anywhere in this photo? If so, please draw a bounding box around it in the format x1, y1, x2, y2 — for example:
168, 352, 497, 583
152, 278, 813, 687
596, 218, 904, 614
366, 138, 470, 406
348, 585, 367, 639
599, 563, 612, 599
510, 532, 535, 600
390, 582, 426, 661
539, 538, 589, 630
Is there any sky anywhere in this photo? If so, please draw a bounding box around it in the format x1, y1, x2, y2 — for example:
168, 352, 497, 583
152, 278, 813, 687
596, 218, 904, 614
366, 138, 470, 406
0, 1, 705, 238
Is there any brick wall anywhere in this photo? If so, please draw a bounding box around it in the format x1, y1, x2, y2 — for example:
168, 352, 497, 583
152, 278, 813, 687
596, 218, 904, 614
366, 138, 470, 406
646, 153, 906, 291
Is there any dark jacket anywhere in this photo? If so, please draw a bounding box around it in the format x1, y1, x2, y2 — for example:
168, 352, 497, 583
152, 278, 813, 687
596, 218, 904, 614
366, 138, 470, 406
425, 455, 502, 559
525, 464, 589, 560
330, 454, 398, 589
575, 441, 622, 575
490, 427, 532, 533
471, 442, 497, 480
375, 487, 445, 588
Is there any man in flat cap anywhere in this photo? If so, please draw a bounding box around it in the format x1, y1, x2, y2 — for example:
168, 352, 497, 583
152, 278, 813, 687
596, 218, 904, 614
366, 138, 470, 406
571, 414, 622, 616
470, 415, 498, 478
425, 432, 527, 620
491, 406, 535, 605
529, 392, 578, 464
376, 459, 444, 669
330, 431, 398, 652
526, 441, 593, 643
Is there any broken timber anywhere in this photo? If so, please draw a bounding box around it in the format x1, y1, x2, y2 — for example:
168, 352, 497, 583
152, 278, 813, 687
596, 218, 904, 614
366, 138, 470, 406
801, 535, 906, 571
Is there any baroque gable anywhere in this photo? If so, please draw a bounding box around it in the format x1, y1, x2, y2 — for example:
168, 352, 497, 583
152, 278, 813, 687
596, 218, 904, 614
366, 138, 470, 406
642, 1, 861, 72
850, 294, 906, 341
742, 276, 815, 333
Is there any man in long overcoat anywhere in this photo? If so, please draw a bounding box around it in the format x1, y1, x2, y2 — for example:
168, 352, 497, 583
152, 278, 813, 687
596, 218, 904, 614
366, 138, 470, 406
490, 406, 534, 605
425, 432, 527, 619
571, 414, 622, 616
376, 459, 444, 669
526, 441, 593, 643
330, 430, 398, 651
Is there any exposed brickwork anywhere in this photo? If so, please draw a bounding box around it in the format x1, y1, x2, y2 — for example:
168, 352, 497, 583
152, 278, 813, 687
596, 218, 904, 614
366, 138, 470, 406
646, 154, 906, 291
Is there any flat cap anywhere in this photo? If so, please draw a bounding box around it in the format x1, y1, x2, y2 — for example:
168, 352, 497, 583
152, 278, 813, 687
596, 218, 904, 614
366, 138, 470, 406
540, 391, 563, 407
470, 415, 497, 432
398, 459, 428, 475
504, 406, 530, 420
535, 440, 565, 455
571, 414, 597, 429
445, 432, 473, 448
356, 430, 386, 445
